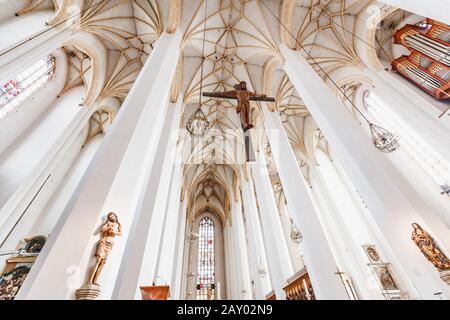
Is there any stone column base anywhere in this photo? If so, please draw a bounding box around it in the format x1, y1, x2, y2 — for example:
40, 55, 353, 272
440, 269, 450, 285
75, 284, 101, 300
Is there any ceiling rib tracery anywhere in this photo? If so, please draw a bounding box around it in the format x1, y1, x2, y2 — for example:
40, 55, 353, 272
14, 0, 396, 219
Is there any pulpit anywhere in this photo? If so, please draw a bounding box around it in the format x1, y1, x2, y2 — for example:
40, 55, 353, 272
140, 285, 170, 300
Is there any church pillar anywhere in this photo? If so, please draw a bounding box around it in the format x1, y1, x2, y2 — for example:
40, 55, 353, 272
359, 71, 450, 231
228, 206, 242, 299
230, 198, 253, 299
0, 101, 92, 248
15, 31, 183, 300
379, 0, 450, 25
308, 165, 380, 299
277, 199, 304, 273
223, 223, 237, 299
280, 45, 450, 299
172, 193, 188, 300
261, 108, 349, 300
112, 96, 183, 300
240, 171, 272, 299
154, 145, 183, 289
363, 68, 450, 158
251, 149, 294, 300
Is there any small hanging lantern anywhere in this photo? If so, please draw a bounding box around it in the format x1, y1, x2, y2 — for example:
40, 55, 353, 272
258, 259, 267, 278
186, 106, 210, 137
186, 0, 210, 138
369, 123, 400, 153
290, 219, 303, 244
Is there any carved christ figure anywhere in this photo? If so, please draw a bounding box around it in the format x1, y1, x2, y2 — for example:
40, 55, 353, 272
88, 212, 122, 285
411, 223, 450, 271
203, 81, 275, 132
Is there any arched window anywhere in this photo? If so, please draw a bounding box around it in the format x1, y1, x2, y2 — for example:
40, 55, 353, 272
196, 216, 215, 300
0, 55, 55, 119
363, 91, 450, 193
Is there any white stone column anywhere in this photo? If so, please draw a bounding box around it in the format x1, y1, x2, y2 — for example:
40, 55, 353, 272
0, 103, 92, 247
261, 108, 350, 300
230, 199, 253, 300
281, 45, 450, 299
154, 149, 183, 288
229, 203, 243, 299
308, 166, 381, 300
277, 200, 304, 273
172, 193, 188, 300
15, 31, 183, 300
240, 171, 272, 299
314, 149, 422, 299
223, 224, 237, 299
111, 96, 184, 300
364, 68, 450, 158
251, 150, 294, 299
379, 0, 450, 25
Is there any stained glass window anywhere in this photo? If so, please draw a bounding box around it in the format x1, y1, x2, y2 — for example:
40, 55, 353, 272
0, 55, 56, 119
196, 216, 215, 300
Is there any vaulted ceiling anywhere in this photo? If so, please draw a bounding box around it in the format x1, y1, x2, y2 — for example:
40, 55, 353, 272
178, 0, 369, 217
14, 0, 405, 220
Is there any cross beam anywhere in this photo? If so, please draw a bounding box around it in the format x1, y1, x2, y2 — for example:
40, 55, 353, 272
203, 92, 275, 102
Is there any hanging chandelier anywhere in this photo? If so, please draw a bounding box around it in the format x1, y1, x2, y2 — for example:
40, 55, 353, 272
369, 123, 400, 153
186, 0, 210, 138
186, 107, 210, 137
290, 219, 303, 244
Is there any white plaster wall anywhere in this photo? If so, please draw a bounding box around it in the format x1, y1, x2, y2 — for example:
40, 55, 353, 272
0, 10, 54, 53
0, 48, 68, 154
0, 86, 84, 210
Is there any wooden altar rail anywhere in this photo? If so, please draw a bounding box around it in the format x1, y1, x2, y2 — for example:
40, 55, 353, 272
283, 269, 316, 300
265, 290, 276, 300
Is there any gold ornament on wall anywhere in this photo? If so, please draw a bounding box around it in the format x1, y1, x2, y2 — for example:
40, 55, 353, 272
411, 223, 450, 285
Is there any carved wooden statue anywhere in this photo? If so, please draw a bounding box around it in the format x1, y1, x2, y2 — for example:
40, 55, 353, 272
411, 223, 450, 271
203, 81, 275, 132
88, 212, 122, 285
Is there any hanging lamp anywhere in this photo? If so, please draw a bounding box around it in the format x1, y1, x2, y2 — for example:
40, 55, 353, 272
369, 123, 400, 153
290, 219, 303, 244
186, 0, 210, 138
259, 0, 400, 154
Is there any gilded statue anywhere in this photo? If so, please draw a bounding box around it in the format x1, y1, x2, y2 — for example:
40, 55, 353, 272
411, 223, 450, 271
88, 212, 122, 285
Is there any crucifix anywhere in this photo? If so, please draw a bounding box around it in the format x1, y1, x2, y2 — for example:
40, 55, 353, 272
203, 81, 275, 162
203, 81, 275, 132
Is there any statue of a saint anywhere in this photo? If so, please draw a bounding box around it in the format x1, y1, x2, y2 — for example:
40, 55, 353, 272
411, 223, 450, 271
207, 286, 214, 300
88, 212, 122, 285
